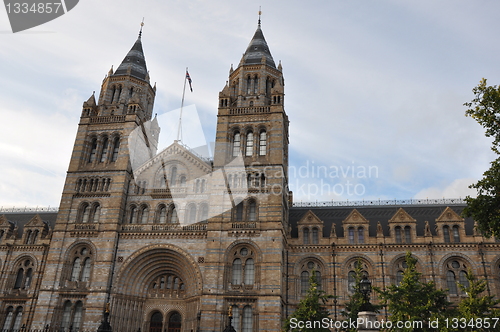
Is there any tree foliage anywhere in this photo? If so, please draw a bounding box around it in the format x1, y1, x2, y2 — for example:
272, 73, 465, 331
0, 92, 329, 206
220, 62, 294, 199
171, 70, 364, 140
375, 252, 451, 332
283, 270, 333, 332
341, 259, 379, 332
454, 270, 500, 332
463, 78, 500, 237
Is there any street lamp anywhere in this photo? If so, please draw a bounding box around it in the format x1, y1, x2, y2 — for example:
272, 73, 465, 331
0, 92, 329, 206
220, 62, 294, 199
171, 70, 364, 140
359, 276, 372, 311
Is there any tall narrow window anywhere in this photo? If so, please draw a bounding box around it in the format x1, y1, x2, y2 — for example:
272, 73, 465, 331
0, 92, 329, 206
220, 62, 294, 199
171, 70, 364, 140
443, 226, 450, 243
71, 257, 81, 282
88, 138, 97, 163
235, 202, 243, 222
25, 268, 33, 289
357, 227, 364, 244
396, 270, 404, 285
348, 227, 355, 244
170, 206, 178, 223
111, 137, 120, 162
200, 204, 209, 222
395, 226, 402, 243
61, 301, 72, 330
2, 307, 14, 331
158, 205, 167, 223
73, 301, 84, 330
447, 270, 457, 294
232, 258, 242, 285
247, 76, 251, 94
170, 166, 177, 186
242, 306, 253, 332
248, 200, 256, 221
246, 132, 254, 156
253, 76, 258, 94
14, 268, 24, 289
244, 258, 255, 284
90, 203, 100, 223
12, 307, 23, 330
81, 258, 91, 282
100, 137, 109, 162
452, 226, 460, 243
129, 206, 137, 224
233, 132, 241, 157
301, 271, 309, 294
259, 130, 267, 156
232, 306, 240, 332
404, 226, 411, 243
188, 204, 197, 223
459, 270, 469, 290
140, 205, 149, 224
303, 228, 310, 245
312, 228, 319, 244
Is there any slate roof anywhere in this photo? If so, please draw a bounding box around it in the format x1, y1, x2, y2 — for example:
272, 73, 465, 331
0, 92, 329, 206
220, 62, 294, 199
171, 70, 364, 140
242, 25, 276, 68
289, 204, 474, 238
113, 35, 148, 80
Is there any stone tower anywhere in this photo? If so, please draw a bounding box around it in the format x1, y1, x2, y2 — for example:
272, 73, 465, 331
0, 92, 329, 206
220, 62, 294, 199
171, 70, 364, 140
206, 17, 291, 331
31, 30, 157, 330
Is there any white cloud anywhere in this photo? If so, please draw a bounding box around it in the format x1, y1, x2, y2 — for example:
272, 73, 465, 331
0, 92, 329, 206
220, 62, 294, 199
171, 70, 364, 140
414, 178, 477, 200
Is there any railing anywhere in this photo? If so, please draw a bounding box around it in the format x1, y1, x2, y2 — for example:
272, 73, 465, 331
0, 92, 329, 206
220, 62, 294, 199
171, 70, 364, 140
292, 198, 466, 208
229, 106, 271, 115
122, 223, 207, 232
0, 207, 59, 213
89, 114, 126, 124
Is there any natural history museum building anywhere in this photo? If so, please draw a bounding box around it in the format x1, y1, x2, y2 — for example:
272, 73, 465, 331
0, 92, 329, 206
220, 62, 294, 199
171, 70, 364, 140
1, 19, 499, 332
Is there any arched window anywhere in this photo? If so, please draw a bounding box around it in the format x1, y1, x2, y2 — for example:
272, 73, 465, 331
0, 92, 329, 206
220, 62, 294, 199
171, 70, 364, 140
301, 271, 309, 294
200, 204, 209, 222
248, 200, 257, 221
61, 301, 72, 330
91, 203, 101, 223
24, 230, 32, 244
81, 203, 90, 223
233, 132, 241, 157
25, 268, 33, 289
348, 227, 355, 244
235, 201, 244, 222
31, 230, 39, 244
452, 225, 460, 243
14, 268, 24, 289
2, 307, 14, 330
303, 228, 309, 245
88, 138, 97, 163
188, 204, 197, 223
259, 130, 267, 156
12, 306, 23, 331
69, 247, 93, 283
312, 228, 319, 244
158, 205, 167, 223
446, 260, 469, 295
357, 227, 364, 244
253, 75, 258, 94
247, 76, 251, 94
244, 258, 255, 285
100, 137, 109, 163
230, 247, 256, 287
232, 258, 242, 285
169, 206, 178, 224
347, 260, 369, 293
73, 301, 84, 330
170, 166, 177, 186
111, 136, 120, 162
242, 306, 253, 332
150, 311, 163, 332
129, 205, 137, 224
443, 225, 451, 243
404, 226, 411, 243
232, 305, 240, 332
180, 175, 186, 187
395, 226, 402, 244
395, 260, 408, 285
245, 132, 254, 156
139, 205, 149, 224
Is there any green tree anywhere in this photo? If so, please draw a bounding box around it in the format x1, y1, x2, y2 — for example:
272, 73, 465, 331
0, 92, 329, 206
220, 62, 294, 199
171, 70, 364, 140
341, 259, 379, 332
463, 78, 500, 237
453, 270, 500, 331
283, 270, 333, 332
375, 252, 451, 331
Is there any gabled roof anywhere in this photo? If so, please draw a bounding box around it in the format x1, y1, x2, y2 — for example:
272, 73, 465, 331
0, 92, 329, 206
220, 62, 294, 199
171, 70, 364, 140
241, 24, 276, 68
114, 35, 148, 80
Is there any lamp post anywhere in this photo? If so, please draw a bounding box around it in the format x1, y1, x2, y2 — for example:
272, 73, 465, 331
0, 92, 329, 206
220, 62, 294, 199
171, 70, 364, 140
359, 276, 372, 312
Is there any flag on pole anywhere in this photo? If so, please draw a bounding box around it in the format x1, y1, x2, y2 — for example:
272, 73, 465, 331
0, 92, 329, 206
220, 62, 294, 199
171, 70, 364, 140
186, 70, 193, 92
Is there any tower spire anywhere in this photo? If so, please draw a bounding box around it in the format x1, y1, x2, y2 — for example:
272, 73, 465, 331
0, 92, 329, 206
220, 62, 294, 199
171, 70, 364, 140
139, 18, 144, 38
258, 7, 262, 27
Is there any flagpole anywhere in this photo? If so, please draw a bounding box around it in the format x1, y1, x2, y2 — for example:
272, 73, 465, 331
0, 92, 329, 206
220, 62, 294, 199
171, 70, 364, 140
177, 67, 188, 142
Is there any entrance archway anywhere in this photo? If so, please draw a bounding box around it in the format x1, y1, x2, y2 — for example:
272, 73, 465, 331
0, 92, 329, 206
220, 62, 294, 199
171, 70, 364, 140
167, 312, 182, 332
149, 311, 163, 332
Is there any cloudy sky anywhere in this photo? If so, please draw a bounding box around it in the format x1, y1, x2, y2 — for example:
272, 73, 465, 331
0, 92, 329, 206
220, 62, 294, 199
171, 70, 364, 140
1, 0, 499, 208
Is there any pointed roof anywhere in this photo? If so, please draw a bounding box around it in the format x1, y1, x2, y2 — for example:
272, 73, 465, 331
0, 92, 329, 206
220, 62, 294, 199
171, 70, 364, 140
114, 34, 148, 80
242, 24, 276, 68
